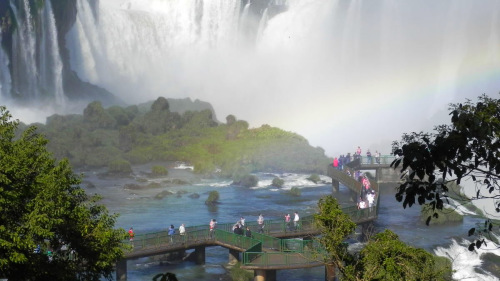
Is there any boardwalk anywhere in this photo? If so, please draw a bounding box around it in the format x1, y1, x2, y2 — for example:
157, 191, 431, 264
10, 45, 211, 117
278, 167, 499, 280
117, 162, 384, 280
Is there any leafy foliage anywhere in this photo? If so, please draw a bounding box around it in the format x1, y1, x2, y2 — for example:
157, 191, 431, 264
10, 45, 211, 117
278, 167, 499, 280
351, 230, 451, 281
314, 196, 356, 272
152, 272, 178, 281
152, 165, 168, 176
0, 107, 125, 280
314, 196, 452, 280
391, 94, 500, 250
289, 187, 301, 196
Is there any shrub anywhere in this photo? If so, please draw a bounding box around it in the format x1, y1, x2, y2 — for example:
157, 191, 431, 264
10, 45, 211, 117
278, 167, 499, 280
205, 191, 220, 205
289, 187, 301, 196
152, 165, 168, 176
232, 174, 259, 187
107, 159, 133, 175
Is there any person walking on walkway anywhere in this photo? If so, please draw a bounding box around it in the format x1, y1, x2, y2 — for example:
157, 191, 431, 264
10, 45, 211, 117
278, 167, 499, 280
128, 227, 135, 242
257, 214, 264, 234
168, 224, 175, 242
209, 219, 216, 238
285, 213, 291, 231
245, 227, 252, 238
293, 212, 300, 231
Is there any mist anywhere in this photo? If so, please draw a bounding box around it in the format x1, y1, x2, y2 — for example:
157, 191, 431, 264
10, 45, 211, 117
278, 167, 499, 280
3, 0, 500, 157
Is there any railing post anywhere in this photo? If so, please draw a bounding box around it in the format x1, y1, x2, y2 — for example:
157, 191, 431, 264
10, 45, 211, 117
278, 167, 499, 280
116, 259, 127, 281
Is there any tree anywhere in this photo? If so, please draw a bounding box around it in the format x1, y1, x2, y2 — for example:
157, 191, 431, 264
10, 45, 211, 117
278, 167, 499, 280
314, 196, 357, 277
350, 230, 451, 281
391, 94, 500, 250
0, 107, 125, 280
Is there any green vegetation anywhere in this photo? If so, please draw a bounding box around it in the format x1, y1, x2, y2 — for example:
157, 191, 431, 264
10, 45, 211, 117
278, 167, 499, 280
352, 230, 452, 281
392, 94, 500, 250
152, 165, 168, 176
205, 191, 220, 205
271, 177, 284, 188
307, 174, 321, 183
314, 195, 452, 281
421, 204, 463, 225
31, 98, 329, 176
229, 262, 253, 281
107, 159, 133, 175
0, 107, 125, 280
232, 173, 259, 187
289, 187, 301, 196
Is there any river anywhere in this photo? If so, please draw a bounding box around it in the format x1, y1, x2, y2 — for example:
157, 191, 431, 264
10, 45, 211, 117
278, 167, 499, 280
82, 163, 500, 280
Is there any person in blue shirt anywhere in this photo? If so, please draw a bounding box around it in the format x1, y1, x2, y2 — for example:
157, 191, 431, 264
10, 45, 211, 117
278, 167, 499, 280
168, 224, 175, 242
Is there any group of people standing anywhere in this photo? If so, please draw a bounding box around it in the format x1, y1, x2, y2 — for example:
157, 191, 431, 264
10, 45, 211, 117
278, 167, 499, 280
333, 146, 383, 169
128, 212, 303, 243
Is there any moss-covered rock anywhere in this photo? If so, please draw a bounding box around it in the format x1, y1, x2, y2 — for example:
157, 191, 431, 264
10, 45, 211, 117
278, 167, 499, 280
154, 190, 174, 199
205, 190, 220, 205
271, 177, 284, 188
307, 174, 321, 184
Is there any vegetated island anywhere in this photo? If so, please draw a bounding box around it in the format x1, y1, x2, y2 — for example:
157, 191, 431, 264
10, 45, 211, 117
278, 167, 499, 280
22, 97, 330, 180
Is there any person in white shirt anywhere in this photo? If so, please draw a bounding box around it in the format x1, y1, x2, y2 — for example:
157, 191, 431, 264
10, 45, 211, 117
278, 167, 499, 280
293, 212, 300, 230
179, 224, 186, 235
257, 214, 264, 233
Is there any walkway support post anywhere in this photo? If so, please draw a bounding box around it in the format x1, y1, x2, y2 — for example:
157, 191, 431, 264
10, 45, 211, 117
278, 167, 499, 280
194, 246, 206, 265
325, 263, 335, 281
116, 259, 127, 281
229, 249, 240, 265
331, 179, 339, 193
254, 269, 276, 281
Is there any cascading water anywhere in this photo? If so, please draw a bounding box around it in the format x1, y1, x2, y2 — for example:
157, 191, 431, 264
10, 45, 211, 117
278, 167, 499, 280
6, 0, 65, 105
39, 0, 65, 106
11, 0, 38, 99
0, 27, 12, 99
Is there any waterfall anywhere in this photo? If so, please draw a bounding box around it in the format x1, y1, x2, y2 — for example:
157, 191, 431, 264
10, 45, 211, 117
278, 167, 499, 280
11, 0, 38, 98
68, 0, 246, 100
256, 8, 268, 43
8, 0, 65, 104
0, 27, 12, 99
40, 0, 65, 106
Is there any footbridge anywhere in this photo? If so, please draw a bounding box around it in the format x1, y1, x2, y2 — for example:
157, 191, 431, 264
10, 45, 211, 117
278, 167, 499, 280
117, 204, 379, 281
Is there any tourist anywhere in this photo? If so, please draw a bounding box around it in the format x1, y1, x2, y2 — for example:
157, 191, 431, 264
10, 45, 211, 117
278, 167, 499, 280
240, 217, 245, 226
357, 196, 367, 209
233, 224, 244, 235
367, 190, 375, 208
333, 157, 339, 170
366, 149, 372, 164
168, 224, 175, 242
375, 150, 381, 164
179, 224, 186, 236
245, 227, 252, 238
284, 213, 291, 231
356, 146, 362, 160
257, 214, 264, 233
128, 227, 135, 242
209, 219, 216, 238
293, 212, 300, 230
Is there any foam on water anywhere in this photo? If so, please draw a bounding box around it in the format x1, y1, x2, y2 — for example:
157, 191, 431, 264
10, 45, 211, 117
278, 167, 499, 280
434, 235, 500, 281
